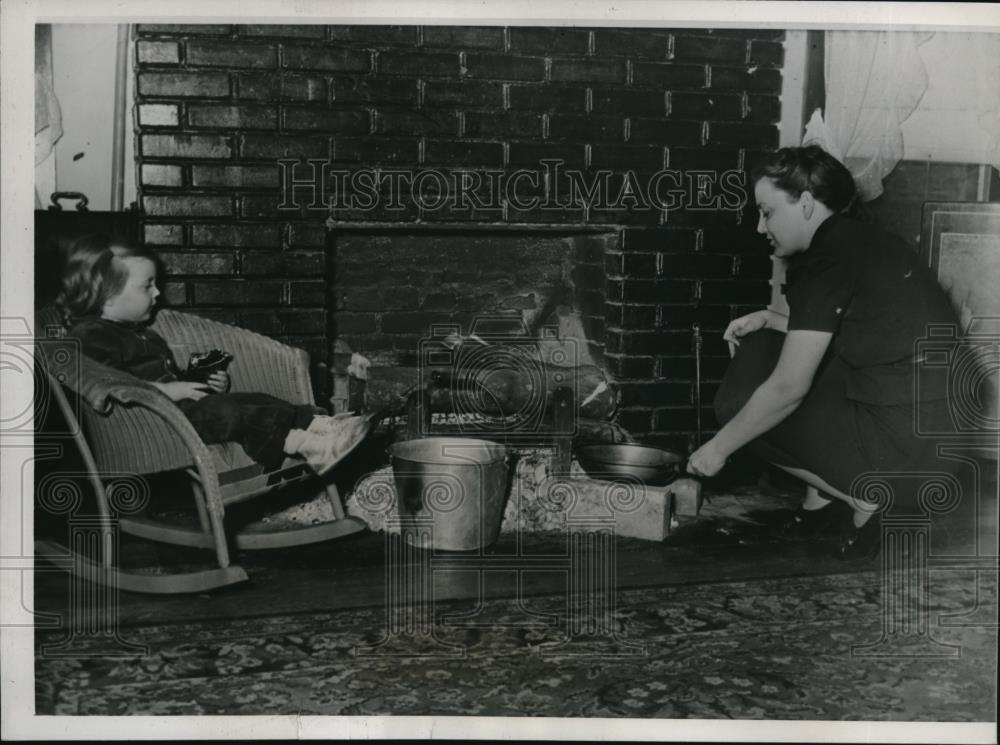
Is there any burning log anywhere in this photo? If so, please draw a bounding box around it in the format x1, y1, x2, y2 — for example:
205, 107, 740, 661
424, 361, 617, 422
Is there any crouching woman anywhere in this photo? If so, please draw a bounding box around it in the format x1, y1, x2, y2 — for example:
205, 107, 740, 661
686, 146, 962, 560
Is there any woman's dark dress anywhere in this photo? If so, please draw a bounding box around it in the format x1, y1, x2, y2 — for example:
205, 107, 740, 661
714, 214, 963, 508
66, 316, 315, 470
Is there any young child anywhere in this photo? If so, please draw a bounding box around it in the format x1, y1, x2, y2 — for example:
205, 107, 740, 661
57, 234, 368, 475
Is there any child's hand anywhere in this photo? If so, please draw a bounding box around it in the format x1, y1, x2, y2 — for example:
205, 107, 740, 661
206, 371, 231, 393
153, 381, 212, 402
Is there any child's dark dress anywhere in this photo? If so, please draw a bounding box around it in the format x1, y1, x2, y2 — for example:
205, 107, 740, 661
66, 316, 316, 470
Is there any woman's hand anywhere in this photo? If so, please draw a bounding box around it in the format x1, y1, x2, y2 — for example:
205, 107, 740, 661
152, 381, 211, 402
686, 439, 728, 478
723, 310, 771, 356
206, 370, 231, 394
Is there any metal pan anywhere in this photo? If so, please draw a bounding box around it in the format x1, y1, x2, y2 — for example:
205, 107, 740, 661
576, 325, 704, 486
575, 443, 686, 486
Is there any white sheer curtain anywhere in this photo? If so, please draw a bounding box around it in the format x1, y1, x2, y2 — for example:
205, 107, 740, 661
35, 24, 63, 208
802, 31, 931, 201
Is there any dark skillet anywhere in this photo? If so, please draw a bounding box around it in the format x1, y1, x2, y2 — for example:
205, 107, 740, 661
574, 443, 688, 486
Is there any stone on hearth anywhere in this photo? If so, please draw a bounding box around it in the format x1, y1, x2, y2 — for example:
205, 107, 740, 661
345, 452, 701, 542
669, 477, 703, 516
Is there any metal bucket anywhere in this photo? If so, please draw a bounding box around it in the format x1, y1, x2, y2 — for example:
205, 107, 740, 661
388, 437, 510, 551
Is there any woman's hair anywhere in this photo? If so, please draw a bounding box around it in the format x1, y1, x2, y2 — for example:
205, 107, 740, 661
55, 234, 157, 325
750, 145, 863, 216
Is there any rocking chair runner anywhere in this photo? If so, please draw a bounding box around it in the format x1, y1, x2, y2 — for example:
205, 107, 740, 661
34, 307, 366, 594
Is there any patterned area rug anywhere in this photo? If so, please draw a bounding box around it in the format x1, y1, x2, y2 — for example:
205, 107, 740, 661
36, 569, 997, 719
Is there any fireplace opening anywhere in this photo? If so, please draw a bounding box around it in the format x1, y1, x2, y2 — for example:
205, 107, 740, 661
327, 227, 616, 425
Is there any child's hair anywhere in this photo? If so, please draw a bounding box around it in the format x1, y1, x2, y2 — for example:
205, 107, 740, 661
55, 234, 158, 326
750, 145, 868, 219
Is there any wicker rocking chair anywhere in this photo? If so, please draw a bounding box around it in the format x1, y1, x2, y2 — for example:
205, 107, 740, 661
34, 307, 366, 594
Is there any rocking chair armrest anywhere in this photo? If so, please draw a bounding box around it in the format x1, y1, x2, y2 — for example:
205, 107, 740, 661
41, 340, 218, 474
42, 339, 164, 415
68, 372, 222, 477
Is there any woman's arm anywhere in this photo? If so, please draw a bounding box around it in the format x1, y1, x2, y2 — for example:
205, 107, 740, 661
763, 307, 789, 333
688, 329, 832, 476
723, 308, 790, 356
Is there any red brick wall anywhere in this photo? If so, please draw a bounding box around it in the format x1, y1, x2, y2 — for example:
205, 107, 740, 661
134, 24, 784, 447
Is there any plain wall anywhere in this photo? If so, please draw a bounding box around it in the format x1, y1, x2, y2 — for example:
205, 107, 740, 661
901, 31, 1000, 164
47, 24, 135, 211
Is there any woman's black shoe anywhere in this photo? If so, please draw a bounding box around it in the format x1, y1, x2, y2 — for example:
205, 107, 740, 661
773, 503, 845, 540
834, 515, 882, 561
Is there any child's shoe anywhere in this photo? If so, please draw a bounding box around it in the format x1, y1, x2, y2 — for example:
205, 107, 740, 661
284, 415, 371, 476
306, 412, 357, 435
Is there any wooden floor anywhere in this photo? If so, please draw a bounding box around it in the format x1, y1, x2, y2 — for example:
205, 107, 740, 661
34, 461, 996, 629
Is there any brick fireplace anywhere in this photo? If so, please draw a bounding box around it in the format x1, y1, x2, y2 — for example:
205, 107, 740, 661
135, 23, 782, 451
